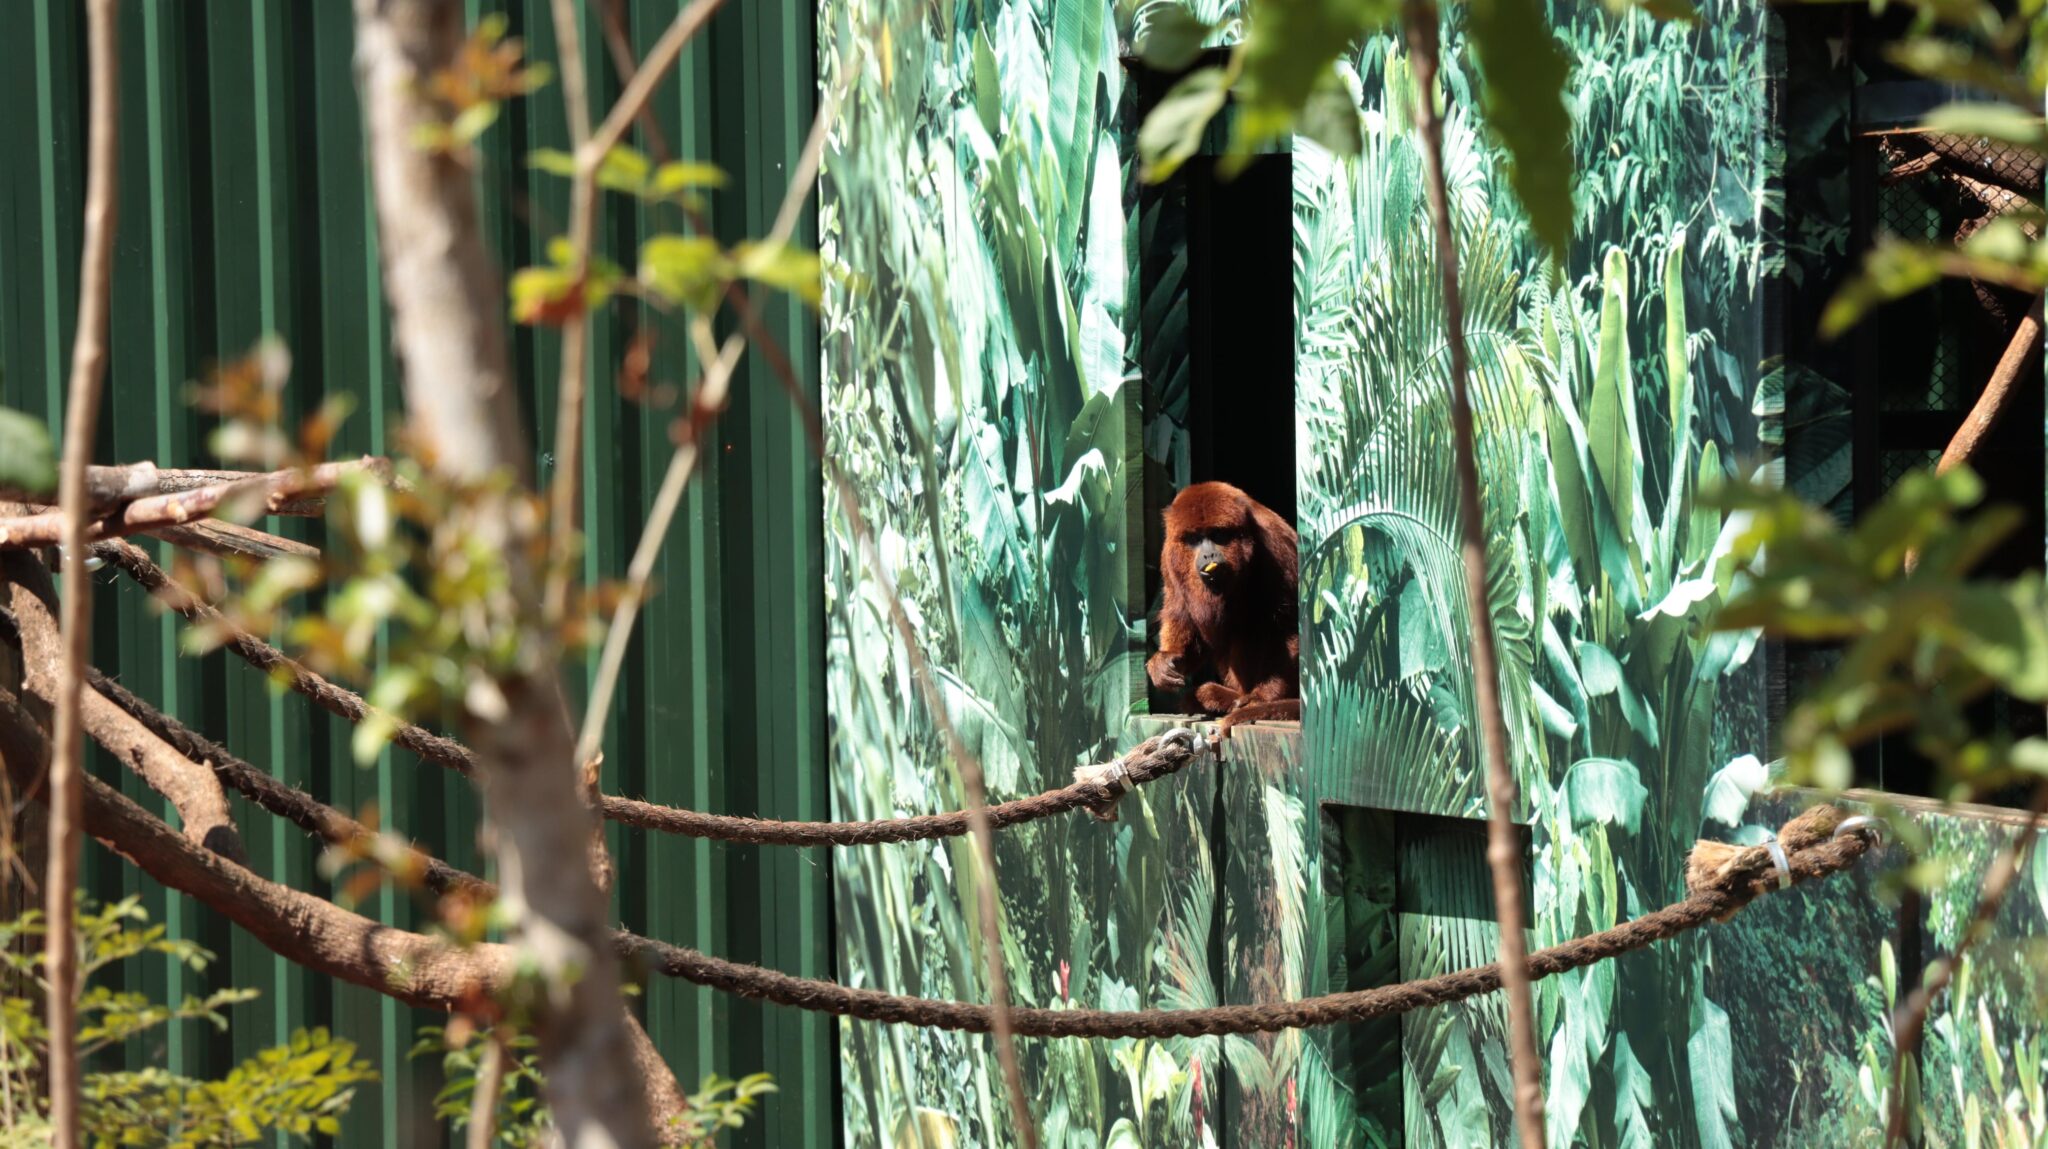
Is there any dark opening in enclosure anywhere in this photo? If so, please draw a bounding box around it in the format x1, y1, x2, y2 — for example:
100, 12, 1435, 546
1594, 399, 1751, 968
1129, 51, 1299, 716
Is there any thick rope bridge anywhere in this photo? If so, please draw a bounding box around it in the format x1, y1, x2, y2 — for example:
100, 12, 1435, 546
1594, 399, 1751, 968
35, 537, 1886, 1041
618, 804, 1877, 1039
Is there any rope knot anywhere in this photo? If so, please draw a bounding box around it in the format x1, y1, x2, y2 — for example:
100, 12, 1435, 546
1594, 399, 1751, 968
1684, 804, 1870, 921
1071, 727, 1210, 823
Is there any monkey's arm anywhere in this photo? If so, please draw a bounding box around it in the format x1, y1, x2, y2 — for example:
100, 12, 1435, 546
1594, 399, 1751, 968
1147, 609, 1205, 692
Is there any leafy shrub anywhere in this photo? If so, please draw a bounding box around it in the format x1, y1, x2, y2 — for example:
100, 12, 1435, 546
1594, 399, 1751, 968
0, 895, 375, 1147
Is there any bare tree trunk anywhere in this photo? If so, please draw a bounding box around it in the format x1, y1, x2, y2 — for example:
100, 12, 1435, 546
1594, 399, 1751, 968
47, 1, 120, 1142
1403, 4, 1548, 1146
351, 3, 651, 1145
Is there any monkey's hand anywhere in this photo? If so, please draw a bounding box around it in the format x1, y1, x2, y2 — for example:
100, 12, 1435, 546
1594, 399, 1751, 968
1147, 651, 1189, 692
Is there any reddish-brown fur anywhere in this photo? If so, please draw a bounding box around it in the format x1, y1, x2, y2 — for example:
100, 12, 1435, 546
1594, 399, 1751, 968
1147, 482, 1300, 734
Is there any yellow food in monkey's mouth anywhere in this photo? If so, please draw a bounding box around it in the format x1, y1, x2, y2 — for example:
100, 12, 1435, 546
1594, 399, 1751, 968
1202, 562, 1221, 574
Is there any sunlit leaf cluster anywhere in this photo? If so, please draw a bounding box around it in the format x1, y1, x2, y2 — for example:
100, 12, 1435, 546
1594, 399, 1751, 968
511, 143, 824, 327
1714, 466, 2048, 804
0, 897, 376, 1147
411, 13, 552, 156
410, 1026, 774, 1149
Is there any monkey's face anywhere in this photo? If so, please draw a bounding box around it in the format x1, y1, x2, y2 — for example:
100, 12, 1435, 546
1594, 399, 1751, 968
1182, 520, 1254, 592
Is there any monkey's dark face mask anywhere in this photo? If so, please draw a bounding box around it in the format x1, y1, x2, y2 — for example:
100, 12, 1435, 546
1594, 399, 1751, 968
1190, 527, 1253, 592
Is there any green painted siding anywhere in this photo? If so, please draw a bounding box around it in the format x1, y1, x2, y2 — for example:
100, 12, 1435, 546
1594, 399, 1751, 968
0, 3, 832, 1146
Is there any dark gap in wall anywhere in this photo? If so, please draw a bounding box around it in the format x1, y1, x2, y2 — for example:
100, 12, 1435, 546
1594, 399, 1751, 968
1838, 8, 2046, 804
1185, 151, 1297, 528
1129, 52, 1298, 717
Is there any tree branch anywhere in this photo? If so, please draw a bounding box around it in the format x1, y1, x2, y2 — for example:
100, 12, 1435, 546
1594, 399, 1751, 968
47, 1, 120, 1138
1938, 298, 2043, 475
352, 1, 650, 1143
0, 462, 354, 516
3, 553, 243, 865
145, 520, 321, 562
1403, 5, 1547, 1146
0, 685, 508, 1013
0, 459, 384, 550
544, 0, 597, 627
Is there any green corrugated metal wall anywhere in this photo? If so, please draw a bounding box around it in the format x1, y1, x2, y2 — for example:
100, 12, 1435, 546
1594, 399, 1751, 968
0, 2, 833, 1145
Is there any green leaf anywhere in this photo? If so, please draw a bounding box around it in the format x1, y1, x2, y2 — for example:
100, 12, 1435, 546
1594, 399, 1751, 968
1297, 74, 1365, 157
0, 406, 56, 495
972, 30, 1002, 139
596, 145, 655, 194
1137, 7, 1215, 73
451, 101, 499, 144
1228, 0, 1398, 159
733, 241, 824, 308
1587, 247, 1644, 561
652, 160, 728, 195
1562, 757, 1648, 833
639, 234, 729, 311
1138, 66, 1229, 182
1467, 0, 1575, 259
1613, 1033, 1656, 1149
526, 148, 579, 176
1689, 993, 1739, 1149
1701, 754, 1767, 826
1821, 238, 1957, 337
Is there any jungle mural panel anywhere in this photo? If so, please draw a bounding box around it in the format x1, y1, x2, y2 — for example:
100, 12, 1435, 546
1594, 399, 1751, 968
820, 0, 2048, 1145
1286, 1, 1781, 1144
817, 0, 1223, 1144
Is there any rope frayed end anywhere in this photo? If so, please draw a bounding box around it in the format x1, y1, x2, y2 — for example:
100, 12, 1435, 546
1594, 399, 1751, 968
1684, 804, 1875, 921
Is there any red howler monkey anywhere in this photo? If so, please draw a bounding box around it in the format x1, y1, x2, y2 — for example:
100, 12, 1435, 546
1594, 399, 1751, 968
1147, 481, 1301, 733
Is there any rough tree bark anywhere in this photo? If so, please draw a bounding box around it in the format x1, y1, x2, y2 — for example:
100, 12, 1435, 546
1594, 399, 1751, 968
5, 553, 244, 864
351, 2, 652, 1145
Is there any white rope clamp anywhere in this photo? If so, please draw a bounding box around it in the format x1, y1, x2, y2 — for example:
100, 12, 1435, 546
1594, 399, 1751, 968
1833, 815, 1886, 843
1761, 834, 1792, 891
1104, 758, 1133, 794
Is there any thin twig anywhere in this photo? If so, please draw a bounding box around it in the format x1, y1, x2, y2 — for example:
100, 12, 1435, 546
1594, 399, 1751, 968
543, 0, 597, 626
1885, 779, 2048, 1146
1404, 5, 1546, 1146
596, 0, 673, 161
468, 1036, 507, 1149
589, 0, 726, 158
572, 82, 832, 768
572, 325, 742, 771
47, 0, 119, 1140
